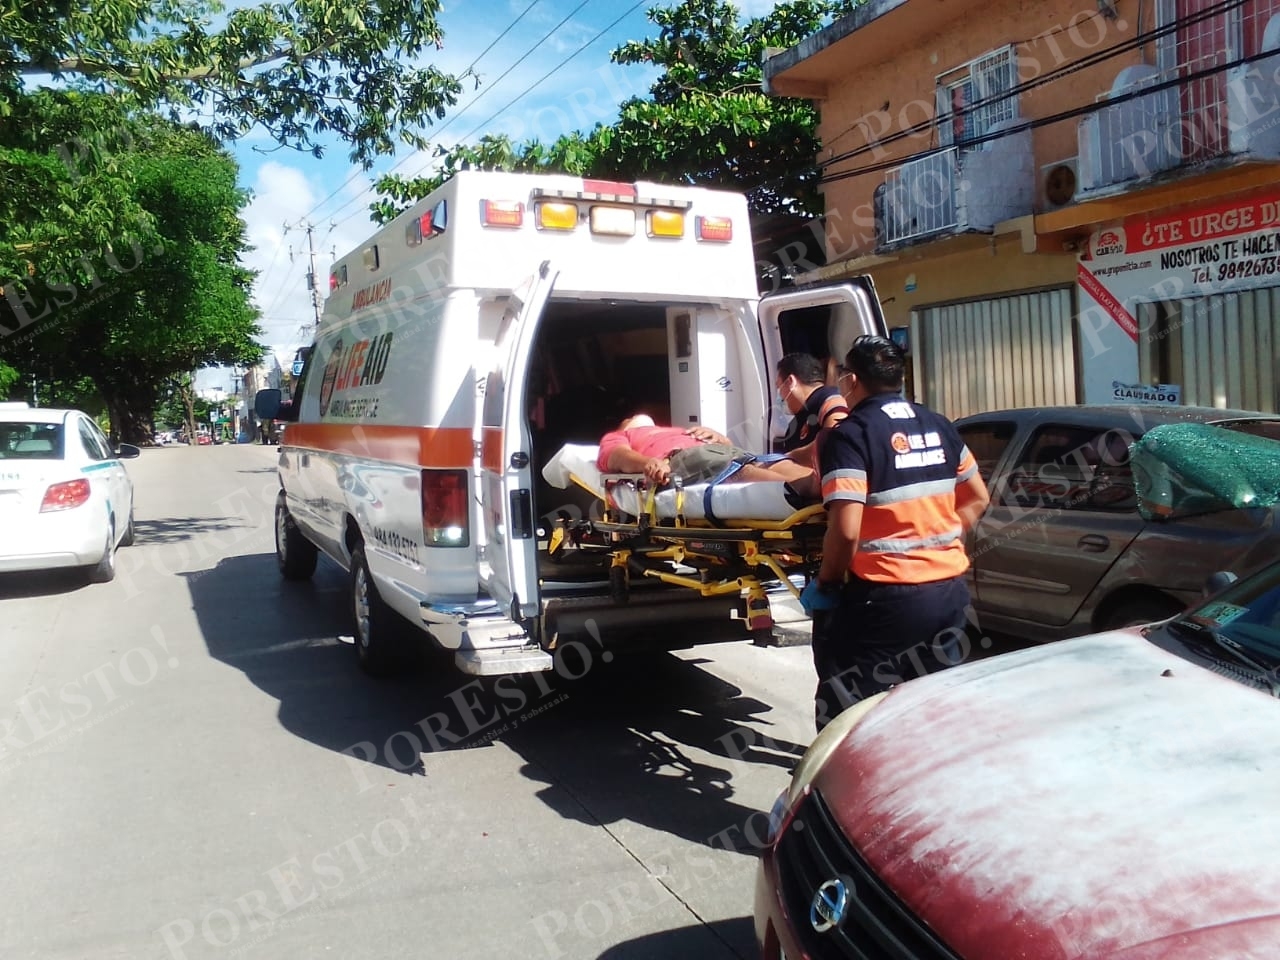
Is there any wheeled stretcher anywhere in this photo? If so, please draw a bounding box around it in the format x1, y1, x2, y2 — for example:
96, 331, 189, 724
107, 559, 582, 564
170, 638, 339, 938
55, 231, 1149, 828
541, 444, 826, 640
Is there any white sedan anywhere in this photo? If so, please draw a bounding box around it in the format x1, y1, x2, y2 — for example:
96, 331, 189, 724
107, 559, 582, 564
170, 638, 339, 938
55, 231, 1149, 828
0, 402, 139, 582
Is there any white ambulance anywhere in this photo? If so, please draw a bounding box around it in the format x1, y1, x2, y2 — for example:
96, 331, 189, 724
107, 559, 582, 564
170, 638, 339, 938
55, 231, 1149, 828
257, 171, 886, 676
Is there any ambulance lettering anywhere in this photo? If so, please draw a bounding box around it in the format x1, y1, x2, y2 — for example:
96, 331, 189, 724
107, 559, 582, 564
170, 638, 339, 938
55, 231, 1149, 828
318, 333, 395, 418
351, 278, 393, 311
890, 429, 946, 469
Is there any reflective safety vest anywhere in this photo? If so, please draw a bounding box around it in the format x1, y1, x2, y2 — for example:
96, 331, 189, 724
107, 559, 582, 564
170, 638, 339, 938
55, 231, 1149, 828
819, 393, 978, 584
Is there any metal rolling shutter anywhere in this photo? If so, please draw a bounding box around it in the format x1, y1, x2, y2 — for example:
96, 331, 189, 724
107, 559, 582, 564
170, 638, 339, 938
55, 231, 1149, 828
1137, 287, 1279, 413
912, 287, 1078, 420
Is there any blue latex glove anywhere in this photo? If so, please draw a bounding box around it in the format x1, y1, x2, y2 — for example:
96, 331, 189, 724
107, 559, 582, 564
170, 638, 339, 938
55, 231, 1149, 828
800, 579, 840, 616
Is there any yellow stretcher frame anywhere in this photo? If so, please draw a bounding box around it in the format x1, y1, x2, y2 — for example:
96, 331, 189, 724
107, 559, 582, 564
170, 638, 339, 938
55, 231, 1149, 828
551, 471, 826, 638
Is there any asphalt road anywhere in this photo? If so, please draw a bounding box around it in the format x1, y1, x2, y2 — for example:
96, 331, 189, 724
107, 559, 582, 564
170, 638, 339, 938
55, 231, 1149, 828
0, 444, 830, 960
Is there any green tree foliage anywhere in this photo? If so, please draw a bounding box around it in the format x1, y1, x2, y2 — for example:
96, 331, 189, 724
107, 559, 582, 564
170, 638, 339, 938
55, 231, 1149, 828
372, 0, 858, 224
0, 0, 462, 167
0, 100, 261, 442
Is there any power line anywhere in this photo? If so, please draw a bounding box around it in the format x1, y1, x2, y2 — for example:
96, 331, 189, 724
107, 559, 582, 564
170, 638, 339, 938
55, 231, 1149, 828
250, 225, 291, 316
820, 38, 1276, 189
454, 0, 649, 145
299, 0, 552, 224
323, 0, 648, 236
819, 0, 1246, 175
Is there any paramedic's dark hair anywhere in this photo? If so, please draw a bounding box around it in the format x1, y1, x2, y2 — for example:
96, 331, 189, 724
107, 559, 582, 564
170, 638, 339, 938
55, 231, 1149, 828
845, 335, 906, 393
776, 353, 826, 385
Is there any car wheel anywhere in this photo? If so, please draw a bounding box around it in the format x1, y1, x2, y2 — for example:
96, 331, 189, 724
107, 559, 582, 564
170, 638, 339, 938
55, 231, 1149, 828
350, 543, 408, 677
1100, 596, 1185, 630
88, 522, 117, 583
275, 492, 318, 581
119, 508, 135, 547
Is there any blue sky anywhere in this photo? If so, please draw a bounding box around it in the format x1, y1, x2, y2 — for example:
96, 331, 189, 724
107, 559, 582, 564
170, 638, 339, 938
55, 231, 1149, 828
237, 0, 780, 362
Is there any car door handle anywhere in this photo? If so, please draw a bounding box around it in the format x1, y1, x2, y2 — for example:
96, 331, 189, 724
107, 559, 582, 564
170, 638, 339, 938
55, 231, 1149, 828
1078, 534, 1110, 552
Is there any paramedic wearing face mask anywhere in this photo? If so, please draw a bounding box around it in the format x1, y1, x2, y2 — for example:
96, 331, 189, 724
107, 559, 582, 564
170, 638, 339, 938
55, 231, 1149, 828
776, 353, 848, 454
799, 336, 991, 730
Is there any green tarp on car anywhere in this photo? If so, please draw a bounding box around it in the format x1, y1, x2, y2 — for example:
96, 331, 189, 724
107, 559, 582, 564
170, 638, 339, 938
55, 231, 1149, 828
1132, 423, 1280, 521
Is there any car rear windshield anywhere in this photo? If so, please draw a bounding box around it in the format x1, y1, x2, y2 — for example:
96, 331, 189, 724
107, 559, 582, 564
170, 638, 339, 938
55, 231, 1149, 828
0, 422, 64, 459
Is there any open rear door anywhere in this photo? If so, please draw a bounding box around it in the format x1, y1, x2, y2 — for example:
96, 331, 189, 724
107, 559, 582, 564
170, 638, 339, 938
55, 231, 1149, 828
479, 261, 557, 624
757, 277, 888, 448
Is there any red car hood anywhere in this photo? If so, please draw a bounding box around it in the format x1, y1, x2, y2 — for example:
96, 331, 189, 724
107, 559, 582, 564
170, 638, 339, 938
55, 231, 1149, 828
815, 631, 1280, 959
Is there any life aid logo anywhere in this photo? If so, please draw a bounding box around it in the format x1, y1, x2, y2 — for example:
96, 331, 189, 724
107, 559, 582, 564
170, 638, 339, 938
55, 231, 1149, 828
893, 430, 946, 469
318, 332, 394, 417
1093, 228, 1125, 257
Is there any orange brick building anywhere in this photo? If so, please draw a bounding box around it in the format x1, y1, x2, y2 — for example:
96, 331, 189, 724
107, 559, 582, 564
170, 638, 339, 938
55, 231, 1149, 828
766, 0, 1280, 417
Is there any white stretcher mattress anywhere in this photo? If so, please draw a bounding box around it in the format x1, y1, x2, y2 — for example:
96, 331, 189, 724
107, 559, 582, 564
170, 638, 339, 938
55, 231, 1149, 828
542, 443, 800, 522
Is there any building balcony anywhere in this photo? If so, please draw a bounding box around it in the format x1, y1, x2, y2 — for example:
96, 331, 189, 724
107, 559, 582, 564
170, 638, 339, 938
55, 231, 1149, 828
880, 122, 1035, 248
1079, 18, 1280, 196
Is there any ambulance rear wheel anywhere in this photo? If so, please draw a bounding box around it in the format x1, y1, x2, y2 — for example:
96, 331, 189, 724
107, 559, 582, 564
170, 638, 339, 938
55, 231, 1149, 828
276, 491, 318, 581
350, 544, 407, 677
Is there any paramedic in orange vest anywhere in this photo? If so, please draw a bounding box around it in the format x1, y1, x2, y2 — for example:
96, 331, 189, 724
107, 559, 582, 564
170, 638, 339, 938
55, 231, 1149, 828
799, 335, 990, 729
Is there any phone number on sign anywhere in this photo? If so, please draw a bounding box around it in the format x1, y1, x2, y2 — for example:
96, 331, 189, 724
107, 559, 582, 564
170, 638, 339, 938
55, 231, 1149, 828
1218, 256, 1279, 281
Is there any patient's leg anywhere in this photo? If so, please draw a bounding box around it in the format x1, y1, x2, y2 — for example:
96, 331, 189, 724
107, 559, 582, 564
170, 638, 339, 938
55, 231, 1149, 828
732, 460, 813, 484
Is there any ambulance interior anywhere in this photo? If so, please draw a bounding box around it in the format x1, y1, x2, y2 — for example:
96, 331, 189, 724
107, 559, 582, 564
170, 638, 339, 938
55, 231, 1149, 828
524, 300, 673, 582
521, 297, 858, 584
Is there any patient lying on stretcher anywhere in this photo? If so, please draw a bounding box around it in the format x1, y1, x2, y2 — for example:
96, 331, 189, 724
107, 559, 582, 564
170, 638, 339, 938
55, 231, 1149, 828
596, 414, 818, 498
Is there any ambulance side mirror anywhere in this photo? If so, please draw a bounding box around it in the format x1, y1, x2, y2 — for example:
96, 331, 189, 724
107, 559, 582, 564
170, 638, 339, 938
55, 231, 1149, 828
255, 389, 283, 420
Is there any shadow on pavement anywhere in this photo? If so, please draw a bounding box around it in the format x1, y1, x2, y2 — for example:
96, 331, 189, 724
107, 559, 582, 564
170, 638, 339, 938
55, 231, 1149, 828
595, 916, 755, 959
0, 569, 88, 599
186, 552, 809, 851
132, 516, 246, 546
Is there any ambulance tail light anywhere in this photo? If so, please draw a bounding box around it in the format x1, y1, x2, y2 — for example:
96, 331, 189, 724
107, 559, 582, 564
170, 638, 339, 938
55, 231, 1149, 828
41, 478, 91, 512
422, 469, 469, 546
695, 216, 733, 242
481, 200, 524, 228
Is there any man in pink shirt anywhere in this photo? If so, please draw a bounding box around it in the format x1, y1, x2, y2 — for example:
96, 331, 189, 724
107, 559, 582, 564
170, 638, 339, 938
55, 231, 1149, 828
597, 415, 815, 489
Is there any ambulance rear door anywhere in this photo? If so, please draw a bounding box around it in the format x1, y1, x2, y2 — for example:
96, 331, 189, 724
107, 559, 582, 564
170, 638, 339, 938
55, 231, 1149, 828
757, 278, 888, 448
479, 261, 557, 624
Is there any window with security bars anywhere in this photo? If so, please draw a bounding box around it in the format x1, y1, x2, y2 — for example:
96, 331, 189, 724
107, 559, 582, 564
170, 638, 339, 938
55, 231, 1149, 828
936, 46, 1018, 149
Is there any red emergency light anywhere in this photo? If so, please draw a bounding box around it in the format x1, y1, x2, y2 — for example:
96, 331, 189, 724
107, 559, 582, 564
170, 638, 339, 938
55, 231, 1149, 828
696, 216, 733, 242
481, 200, 524, 228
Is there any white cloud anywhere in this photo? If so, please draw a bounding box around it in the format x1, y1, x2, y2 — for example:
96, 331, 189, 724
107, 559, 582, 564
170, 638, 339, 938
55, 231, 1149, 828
240, 161, 380, 359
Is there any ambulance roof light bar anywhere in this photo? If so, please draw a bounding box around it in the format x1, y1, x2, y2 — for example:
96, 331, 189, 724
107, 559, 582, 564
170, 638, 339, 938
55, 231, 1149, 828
530, 186, 691, 210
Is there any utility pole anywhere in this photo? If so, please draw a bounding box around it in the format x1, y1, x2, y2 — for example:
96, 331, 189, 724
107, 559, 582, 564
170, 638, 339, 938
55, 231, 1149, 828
286, 219, 328, 341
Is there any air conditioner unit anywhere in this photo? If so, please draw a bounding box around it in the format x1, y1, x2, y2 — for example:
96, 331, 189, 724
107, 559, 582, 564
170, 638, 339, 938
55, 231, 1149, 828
1040, 157, 1079, 210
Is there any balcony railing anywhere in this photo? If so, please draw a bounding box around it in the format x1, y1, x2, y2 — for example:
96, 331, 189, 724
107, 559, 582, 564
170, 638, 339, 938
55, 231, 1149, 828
884, 149, 958, 244
881, 123, 1035, 247
1080, 13, 1280, 195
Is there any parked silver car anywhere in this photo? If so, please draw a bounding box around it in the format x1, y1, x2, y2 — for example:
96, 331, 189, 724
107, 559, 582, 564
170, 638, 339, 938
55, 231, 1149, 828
956, 404, 1280, 640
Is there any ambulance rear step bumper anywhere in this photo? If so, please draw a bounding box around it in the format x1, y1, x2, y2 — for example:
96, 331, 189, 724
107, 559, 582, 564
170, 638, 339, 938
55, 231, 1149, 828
542, 591, 747, 646
454, 646, 554, 676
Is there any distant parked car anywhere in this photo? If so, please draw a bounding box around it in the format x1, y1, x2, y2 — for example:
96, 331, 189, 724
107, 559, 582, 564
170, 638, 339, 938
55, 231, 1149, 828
0, 402, 139, 582
956, 404, 1280, 640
